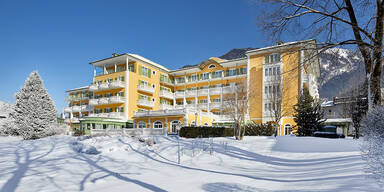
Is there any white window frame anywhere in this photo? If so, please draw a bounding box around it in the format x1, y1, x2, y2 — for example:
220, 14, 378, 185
138, 121, 146, 128
153, 121, 163, 129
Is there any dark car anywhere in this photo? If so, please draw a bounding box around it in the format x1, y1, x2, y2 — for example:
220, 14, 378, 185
314, 125, 345, 138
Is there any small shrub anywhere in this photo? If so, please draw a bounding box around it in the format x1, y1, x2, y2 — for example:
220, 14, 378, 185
245, 123, 273, 136
179, 126, 234, 138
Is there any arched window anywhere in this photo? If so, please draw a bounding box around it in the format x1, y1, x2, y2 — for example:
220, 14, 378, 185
154, 121, 163, 129
208, 64, 216, 69
204, 123, 208, 126
285, 124, 292, 135
171, 121, 181, 133
138, 121, 146, 128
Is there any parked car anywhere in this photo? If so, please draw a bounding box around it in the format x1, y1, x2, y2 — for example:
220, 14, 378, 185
314, 125, 345, 138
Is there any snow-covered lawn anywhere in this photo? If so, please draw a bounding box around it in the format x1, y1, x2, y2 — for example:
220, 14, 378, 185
0, 135, 380, 192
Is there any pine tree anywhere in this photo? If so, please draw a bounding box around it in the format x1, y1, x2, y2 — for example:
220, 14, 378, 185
293, 87, 324, 136
9, 71, 57, 139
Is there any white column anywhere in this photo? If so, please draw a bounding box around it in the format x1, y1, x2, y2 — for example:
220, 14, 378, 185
103, 66, 106, 74
124, 57, 130, 120
220, 86, 223, 114
114, 64, 117, 73
173, 93, 176, 109
93, 66, 96, 77
148, 118, 151, 129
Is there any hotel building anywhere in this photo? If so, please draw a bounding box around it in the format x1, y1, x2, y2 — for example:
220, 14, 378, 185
64, 40, 320, 135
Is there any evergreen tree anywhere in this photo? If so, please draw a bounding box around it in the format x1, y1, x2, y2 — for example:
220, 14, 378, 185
9, 71, 57, 139
293, 87, 324, 136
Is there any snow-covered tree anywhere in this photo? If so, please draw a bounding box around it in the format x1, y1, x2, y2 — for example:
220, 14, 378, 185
0, 101, 14, 135
362, 106, 384, 184
293, 87, 324, 136
8, 71, 58, 139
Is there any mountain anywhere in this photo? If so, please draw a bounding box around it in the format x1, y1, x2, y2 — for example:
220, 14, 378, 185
218, 48, 256, 60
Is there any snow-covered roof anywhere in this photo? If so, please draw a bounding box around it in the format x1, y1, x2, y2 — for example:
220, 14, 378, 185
66, 86, 89, 93
324, 118, 352, 123
321, 100, 334, 107
128, 53, 169, 71
245, 39, 316, 55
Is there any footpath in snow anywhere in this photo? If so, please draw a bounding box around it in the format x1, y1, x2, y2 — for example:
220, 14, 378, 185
0, 135, 380, 192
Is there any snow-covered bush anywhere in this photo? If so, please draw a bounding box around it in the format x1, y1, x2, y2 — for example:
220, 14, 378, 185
71, 141, 100, 155
8, 71, 58, 140
0, 101, 14, 135
48, 123, 70, 135
361, 106, 384, 184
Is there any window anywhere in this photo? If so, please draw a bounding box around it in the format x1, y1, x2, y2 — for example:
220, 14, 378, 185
152, 70, 156, 75
160, 86, 171, 92
176, 77, 185, 83
140, 66, 151, 78
95, 94, 102, 99
240, 67, 247, 75
226, 68, 238, 77
212, 71, 223, 79
117, 92, 124, 97
200, 99, 208, 103
285, 124, 292, 135
212, 98, 221, 103
265, 53, 281, 64
200, 86, 209, 90
128, 64, 134, 72
138, 121, 146, 128
139, 80, 149, 87
209, 64, 216, 69
117, 65, 126, 72
160, 99, 171, 105
95, 108, 102, 114
154, 121, 163, 129
176, 101, 184, 105
106, 68, 114, 74
200, 73, 210, 80
104, 108, 112, 113
105, 93, 112, 97
188, 74, 198, 82
139, 94, 150, 101
265, 69, 268, 76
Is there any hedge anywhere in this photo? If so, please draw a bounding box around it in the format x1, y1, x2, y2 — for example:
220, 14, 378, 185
179, 126, 234, 138
244, 122, 274, 136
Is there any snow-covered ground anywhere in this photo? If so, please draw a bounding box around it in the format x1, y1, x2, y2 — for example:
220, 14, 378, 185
0, 135, 380, 192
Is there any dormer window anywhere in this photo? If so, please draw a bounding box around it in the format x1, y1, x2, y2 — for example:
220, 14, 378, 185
209, 64, 216, 69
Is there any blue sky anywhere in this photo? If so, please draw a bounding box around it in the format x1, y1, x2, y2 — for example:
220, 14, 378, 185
0, 0, 297, 113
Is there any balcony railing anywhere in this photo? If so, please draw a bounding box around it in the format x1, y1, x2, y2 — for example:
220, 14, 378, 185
137, 85, 155, 94
210, 102, 221, 109
175, 92, 184, 98
175, 104, 184, 109
109, 80, 124, 89
89, 80, 125, 91
137, 99, 154, 107
159, 103, 173, 110
99, 97, 109, 105
198, 89, 208, 96
133, 109, 186, 117
198, 103, 208, 110
185, 90, 197, 97
109, 96, 125, 104
89, 112, 124, 118
64, 105, 90, 113
89, 99, 99, 106
160, 78, 174, 86
209, 88, 221, 95
159, 90, 174, 99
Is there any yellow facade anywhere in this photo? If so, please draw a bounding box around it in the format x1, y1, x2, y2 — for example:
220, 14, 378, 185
65, 40, 320, 135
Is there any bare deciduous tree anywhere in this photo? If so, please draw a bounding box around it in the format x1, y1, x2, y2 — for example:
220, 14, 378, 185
257, 0, 383, 110
222, 80, 251, 140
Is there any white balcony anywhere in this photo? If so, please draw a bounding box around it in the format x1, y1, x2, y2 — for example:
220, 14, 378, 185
159, 103, 173, 110
133, 109, 186, 118
175, 92, 184, 99
209, 88, 221, 95
109, 96, 125, 104
138, 85, 155, 94
210, 102, 221, 109
108, 112, 124, 118
109, 80, 125, 89
185, 90, 197, 97
222, 86, 233, 94
64, 107, 72, 113
80, 105, 90, 112
137, 99, 154, 108
186, 103, 196, 109
159, 90, 174, 100
198, 89, 208, 96
72, 106, 81, 112
99, 82, 109, 90
175, 104, 184, 109
89, 84, 99, 91
99, 98, 109, 105
89, 99, 99, 106
198, 103, 208, 110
